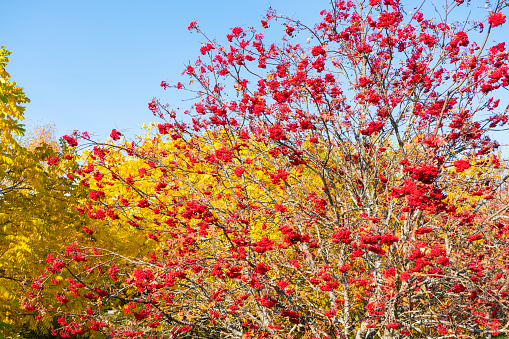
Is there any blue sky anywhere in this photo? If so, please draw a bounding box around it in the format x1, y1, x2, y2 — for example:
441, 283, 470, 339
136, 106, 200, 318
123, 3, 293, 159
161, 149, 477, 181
2, 0, 323, 140
3, 0, 509, 150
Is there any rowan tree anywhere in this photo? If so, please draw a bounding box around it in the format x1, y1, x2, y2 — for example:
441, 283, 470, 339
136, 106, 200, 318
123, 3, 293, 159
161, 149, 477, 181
24, 0, 509, 338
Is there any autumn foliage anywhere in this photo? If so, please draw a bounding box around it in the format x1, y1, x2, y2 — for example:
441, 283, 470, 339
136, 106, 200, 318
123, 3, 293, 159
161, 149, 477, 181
0, 47, 92, 334
0, 49, 147, 338
4, 0, 509, 338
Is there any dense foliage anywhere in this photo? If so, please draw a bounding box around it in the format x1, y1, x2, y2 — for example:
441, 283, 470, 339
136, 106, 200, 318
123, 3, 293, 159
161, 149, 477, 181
0, 48, 145, 339
3, 0, 509, 338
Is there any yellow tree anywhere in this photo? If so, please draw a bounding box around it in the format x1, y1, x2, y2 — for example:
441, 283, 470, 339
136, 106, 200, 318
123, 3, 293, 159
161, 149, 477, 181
0, 47, 112, 338
0, 47, 157, 339
23, 124, 61, 152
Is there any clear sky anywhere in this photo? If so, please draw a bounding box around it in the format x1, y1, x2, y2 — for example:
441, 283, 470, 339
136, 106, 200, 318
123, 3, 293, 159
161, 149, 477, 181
3, 0, 509, 150
2, 0, 324, 141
